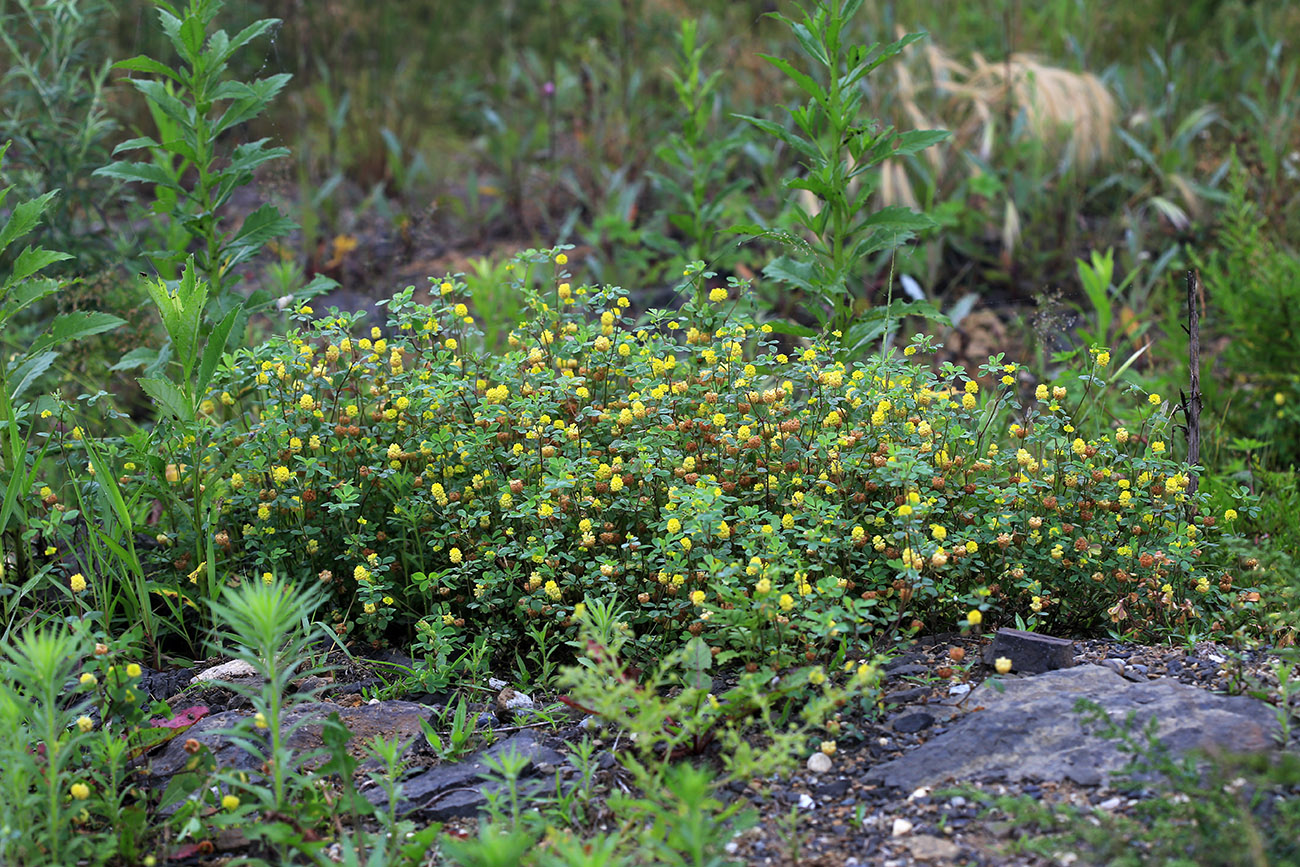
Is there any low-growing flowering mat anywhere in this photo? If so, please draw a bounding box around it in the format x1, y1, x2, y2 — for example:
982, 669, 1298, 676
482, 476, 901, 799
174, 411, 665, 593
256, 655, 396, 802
38, 249, 1267, 674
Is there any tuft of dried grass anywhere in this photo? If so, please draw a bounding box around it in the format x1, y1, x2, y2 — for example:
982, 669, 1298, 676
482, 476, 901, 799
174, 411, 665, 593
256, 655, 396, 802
871, 33, 1117, 253
793, 31, 1117, 259
941, 50, 1116, 167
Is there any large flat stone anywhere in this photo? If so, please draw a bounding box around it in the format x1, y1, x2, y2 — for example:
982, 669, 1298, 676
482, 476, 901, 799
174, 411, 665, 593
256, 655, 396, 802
143, 701, 435, 779
866, 665, 1282, 790
371, 729, 567, 819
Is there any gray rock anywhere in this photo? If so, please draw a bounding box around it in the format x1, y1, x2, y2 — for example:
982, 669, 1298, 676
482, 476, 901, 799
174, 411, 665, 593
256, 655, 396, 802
902, 834, 961, 861
143, 701, 435, 780
866, 665, 1281, 791
884, 687, 930, 704
892, 712, 935, 733
982, 628, 1074, 673
374, 729, 566, 819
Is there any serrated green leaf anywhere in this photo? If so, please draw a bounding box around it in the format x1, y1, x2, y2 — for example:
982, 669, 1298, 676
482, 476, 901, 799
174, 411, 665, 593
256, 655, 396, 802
9, 247, 72, 284
211, 75, 292, 135
132, 79, 191, 129
0, 277, 59, 320
758, 54, 825, 104
5, 349, 58, 402
763, 255, 820, 293
866, 32, 926, 73
220, 18, 281, 64
178, 15, 206, 60
94, 161, 181, 189
787, 19, 828, 67
197, 305, 240, 397
110, 346, 160, 372
223, 140, 290, 181
29, 311, 125, 355
0, 189, 59, 253
138, 376, 194, 422
226, 203, 294, 249
787, 176, 834, 199
111, 135, 162, 155
112, 55, 180, 81
145, 264, 204, 377
857, 299, 951, 327
890, 129, 951, 156
733, 113, 797, 147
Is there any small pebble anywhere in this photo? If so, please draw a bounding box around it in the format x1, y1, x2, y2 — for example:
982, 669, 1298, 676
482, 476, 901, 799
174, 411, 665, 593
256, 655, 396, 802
807, 752, 833, 773
891, 817, 913, 837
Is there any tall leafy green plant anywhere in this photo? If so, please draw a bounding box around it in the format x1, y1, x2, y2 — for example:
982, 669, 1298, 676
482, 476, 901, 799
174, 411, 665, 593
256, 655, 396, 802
0, 0, 123, 269
137, 256, 240, 609
0, 623, 96, 867
0, 142, 123, 595
734, 0, 949, 347
95, 0, 331, 329
205, 575, 329, 822
1192, 156, 1300, 470
649, 18, 750, 277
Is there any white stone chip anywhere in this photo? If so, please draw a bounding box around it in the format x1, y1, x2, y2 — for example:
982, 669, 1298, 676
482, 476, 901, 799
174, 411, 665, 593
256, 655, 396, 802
190, 659, 259, 684
891, 817, 914, 837
806, 752, 832, 773
503, 690, 535, 712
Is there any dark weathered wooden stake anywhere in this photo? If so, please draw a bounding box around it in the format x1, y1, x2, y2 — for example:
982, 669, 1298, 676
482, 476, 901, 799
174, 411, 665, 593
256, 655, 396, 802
1180, 269, 1203, 498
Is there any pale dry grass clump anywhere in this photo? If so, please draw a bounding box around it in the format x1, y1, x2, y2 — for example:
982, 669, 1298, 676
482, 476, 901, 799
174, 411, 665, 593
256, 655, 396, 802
800, 32, 1118, 258
892, 39, 1115, 253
